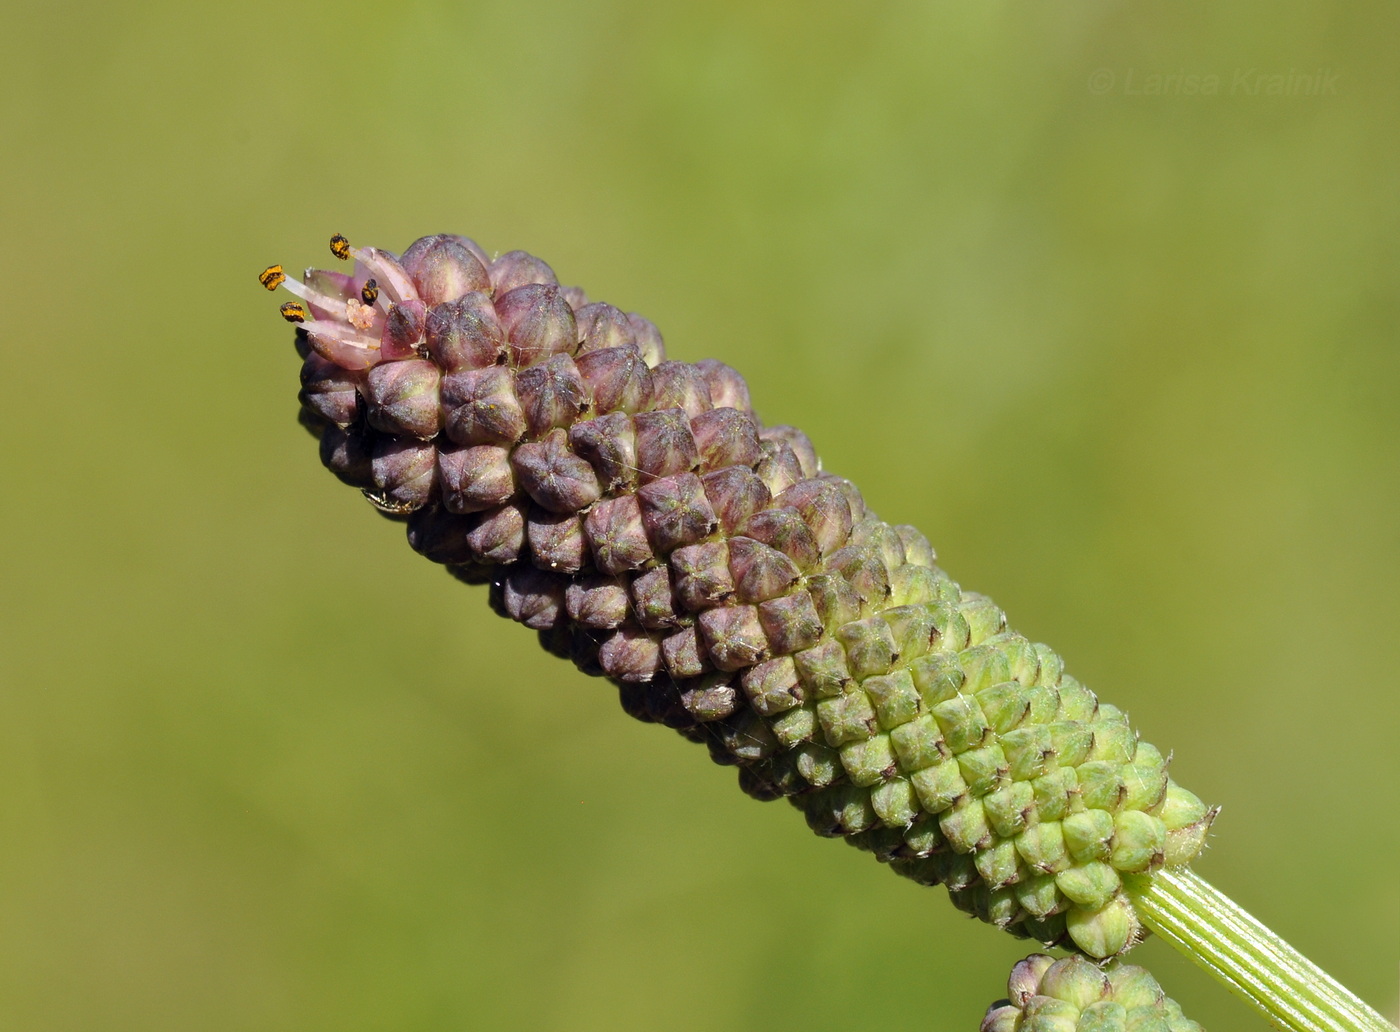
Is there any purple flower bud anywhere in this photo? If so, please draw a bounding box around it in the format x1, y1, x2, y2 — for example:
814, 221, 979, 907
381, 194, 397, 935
527, 506, 589, 573
817, 473, 867, 521
697, 604, 768, 671
495, 284, 577, 366
826, 543, 891, 605
465, 500, 528, 563
560, 285, 589, 310
805, 574, 863, 630
511, 428, 601, 513
629, 566, 682, 630
741, 506, 820, 570
583, 494, 654, 574
755, 440, 804, 496
700, 466, 772, 535
319, 426, 373, 488
568, 412, 638, 494
760, 425, 820, 478
661, 627, 710, 679
633, 408, 699, 482
502, 565, 566, 630
626, 312, 665, 366
758, 590, 825, 655
437, 443, 516, 514
369, 437, 437, 512
711, 707, 779, 763
424, 293, 507, 372
689, 408, 762, 470
380, 298, 428, 361
299, 353, 363, 429
399, 235, 492, 304
726, 537, 802, 604
637, 473, 717, 553
776, 479, 855, 555
441, 366, 527, 446
406, 505, 477, 565
669, 541, 735, 611
514, 354, 589, 435
598, 627, 664, 682
575, 346, 649, 414
678, 674, 740, 722
365, 358, 442, 439
574, 302, 636, 353
643, 361, 712, 417
564, 575, 630, 629
488, 250, 558, 295
694, 359, 752, 412
739, 657, 805, 718
1007, 955, 1057, 1007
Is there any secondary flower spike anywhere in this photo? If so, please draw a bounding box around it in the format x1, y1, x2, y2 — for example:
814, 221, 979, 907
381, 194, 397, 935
268, 233, 1217, 959
980, 954, 1203, 1032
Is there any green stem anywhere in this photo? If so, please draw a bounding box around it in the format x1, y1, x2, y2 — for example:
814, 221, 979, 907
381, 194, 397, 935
1123, 868, 1393, 1032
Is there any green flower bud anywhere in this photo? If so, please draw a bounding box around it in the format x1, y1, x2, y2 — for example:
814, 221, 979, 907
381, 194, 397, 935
987, 955, 1201, 1032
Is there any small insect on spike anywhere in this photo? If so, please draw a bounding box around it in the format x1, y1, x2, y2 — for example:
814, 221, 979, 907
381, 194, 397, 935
329, 234, 351, 261
259, 264, 287, 291
280, 301, 307, 323
361, 279, 379, 305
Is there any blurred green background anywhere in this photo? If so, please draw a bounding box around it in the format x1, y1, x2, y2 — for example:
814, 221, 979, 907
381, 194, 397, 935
1, 2, 1396, 1029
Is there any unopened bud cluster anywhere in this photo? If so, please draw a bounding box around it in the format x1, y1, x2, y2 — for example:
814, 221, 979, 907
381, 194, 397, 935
981, 954, 1203, 1032
270, 233, 1215, 959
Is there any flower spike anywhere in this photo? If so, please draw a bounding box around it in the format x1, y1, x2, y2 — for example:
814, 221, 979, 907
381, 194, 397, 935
269, 232, 1216, 960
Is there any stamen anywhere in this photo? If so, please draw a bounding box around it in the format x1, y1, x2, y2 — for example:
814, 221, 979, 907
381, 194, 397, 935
304, 323, 381, 370
279, 275, 355, 319
347, 245, 419, 305
259, 264, 286, 291
280, 301, 307, 323
329, 234, 351, 261
300, 319, 380, 349
361, 279, 379, 305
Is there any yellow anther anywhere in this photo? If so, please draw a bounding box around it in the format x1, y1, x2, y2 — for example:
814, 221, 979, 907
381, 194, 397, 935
279, 301, 307, 323
361, 278, 379, 305
329, 234, 351, 260
259, 264, 286, 291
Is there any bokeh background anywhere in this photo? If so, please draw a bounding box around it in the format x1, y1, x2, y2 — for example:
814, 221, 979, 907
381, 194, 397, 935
1, 3, 1396, 1030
